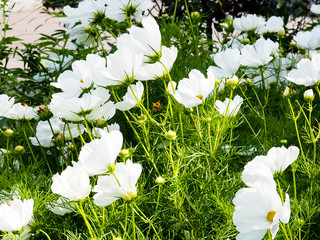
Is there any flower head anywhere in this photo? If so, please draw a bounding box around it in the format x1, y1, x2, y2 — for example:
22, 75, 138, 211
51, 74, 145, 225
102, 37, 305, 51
233, 180, 290, 240
0, 198, 34, 232
51, 166, 91, 201
73, 130, 123, 176
215, 95, 243, 117
93, 160, 142, 206
286, 53, 320, 86
171, 69, 214, 108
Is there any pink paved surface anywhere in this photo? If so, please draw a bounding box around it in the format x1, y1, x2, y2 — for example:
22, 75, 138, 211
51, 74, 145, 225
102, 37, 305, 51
5, 7, 64, 68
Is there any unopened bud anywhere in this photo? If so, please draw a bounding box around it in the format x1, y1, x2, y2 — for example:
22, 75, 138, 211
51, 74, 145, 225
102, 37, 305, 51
278, 27, 285, 37
191, 11, 200, 24
14, 145, 24, 154
136, 115, 147, 124
155, 176, 165, 184
166, 130, 176, 140
289, 40, 296, 47
96, 119, 106, 127
242, 38, 250, 44
120, 149, 130, 158
84, 25, 91, 32
303, 89, 314, 102
4, 129, 14, 137
226, 75, 239, 88
280, 139, 287, 144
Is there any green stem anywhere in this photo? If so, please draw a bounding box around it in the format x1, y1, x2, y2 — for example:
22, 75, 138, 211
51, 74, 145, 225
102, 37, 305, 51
131, 204, 136, 240
75, 201, 95, 238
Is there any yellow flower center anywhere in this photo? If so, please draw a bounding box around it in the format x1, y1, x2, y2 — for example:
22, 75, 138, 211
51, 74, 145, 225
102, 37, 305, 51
123, 186, 137, 201
196, 94, 203, 100
266, 210, 276, 222
80, 79, 84, 83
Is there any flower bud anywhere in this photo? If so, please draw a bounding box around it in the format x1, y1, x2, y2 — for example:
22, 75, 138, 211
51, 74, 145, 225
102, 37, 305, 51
155, 176, 165, 185
84, 25, 91, 32
120, 149, 130, 158
277, 27, 285, 37
242, 38, 250, 44
4, 129, 14, 137
166, 130, 176, 140
113, 237, 122, 240
191, 11, 200, 24
303, 89, 314, 102
37, 104, 53, 121
280, 139, 287, 144
96, 119, 106, 127
136, 114, 147, 125
289, 40, 296, 47
14, 145, 24, 154
226, 75, 239, 88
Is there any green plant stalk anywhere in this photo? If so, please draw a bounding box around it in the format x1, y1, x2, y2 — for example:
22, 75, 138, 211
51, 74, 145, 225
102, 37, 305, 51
75, 201, 95, 238
128, 84, 160, 126
172, 0, 178, 23
84, 118, 94, 141
287, 99, 306, 162
27, 121, 52, 174
22, 126, 37, 164
6, 137, 10, 174
133, 203, 161, 240
155, 184, 161, 212
131, 203, 136, 240
213, 89, 233, 154
66, 122, 79, 158
123, 203, 128, 240
77, 123, 86, 145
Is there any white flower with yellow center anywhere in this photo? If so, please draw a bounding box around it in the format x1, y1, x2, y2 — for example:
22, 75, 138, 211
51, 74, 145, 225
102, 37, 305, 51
93, 160, 142, 206
171, 69, 214, 108
233, 180, 290, 240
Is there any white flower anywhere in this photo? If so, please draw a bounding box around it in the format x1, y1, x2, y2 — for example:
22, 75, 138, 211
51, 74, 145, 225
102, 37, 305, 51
265, 16, 284, 33
286, 53, 320, 87
293, 31, 313, 49
0, 94, 15, 117
49, 88, 115, 122
208, 48, 241, 79
60, 0, 106, 28
135, 46, 178, 80
73, 130, 123, 176
47, 197, 75, 216
265, 146, 300, 173
233, 180, 291, 240
93, 160, 142, 206
215, 95, 243, 117
105, 0, 154, 22
29, 117, 84, 148
51, 54, 108, 97
4, 103, 38, 120
117, 16, 162, 62
7, 0, 42, 12
311, 4, 320, 14
171, 69, 215, 108
115, 81, 144, 111
101, 48, 144, 86
241, 38, 279, 67
0, 198, 34, 232
51, 166, 91, 201
241, 155, 274, 187
233, 14, 266, 33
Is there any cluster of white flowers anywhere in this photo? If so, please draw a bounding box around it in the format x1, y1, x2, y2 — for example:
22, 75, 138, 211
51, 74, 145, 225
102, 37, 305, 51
233, 146, 299, 240
233, 14, 284, 35
60, 0, 154, 45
